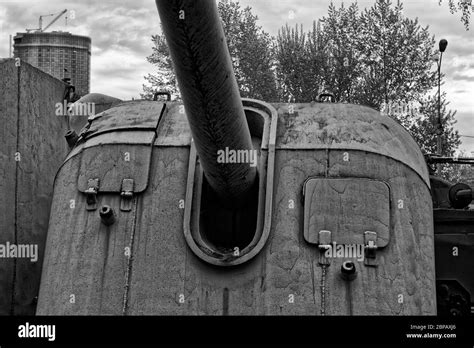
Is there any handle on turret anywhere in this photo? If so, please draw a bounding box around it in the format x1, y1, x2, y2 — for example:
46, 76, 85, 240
153, 91, 171, 101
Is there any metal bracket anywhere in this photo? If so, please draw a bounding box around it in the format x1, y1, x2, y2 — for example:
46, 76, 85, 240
318, 230, 332, 266
85, 178, 99, 211
153, 91, 171, 101
364, 231, 378, 267
120, 178, 134, 211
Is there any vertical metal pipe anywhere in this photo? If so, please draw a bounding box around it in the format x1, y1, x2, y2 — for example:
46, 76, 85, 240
437, 52, 443, 173
155, 0, 256, 203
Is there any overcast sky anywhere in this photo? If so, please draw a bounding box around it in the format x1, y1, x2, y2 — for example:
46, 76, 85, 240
0, 0, 473, 153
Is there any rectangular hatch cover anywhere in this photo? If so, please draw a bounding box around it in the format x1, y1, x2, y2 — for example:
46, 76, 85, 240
303, 178, 390, 247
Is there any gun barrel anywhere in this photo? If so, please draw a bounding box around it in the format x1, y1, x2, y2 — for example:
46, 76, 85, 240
155, 0, 256, 203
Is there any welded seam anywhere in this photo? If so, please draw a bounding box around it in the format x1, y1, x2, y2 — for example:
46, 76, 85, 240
346, 281, 354, 315
122, 103, 166, 315
319, 147, 330, 315
122, 197, 138, 315
310, 252, 316, 305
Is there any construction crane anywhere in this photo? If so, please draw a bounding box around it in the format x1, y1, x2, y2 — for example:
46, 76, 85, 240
26, 9, 68, 33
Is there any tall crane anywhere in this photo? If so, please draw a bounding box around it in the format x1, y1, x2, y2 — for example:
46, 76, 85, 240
26, 9, 68, 33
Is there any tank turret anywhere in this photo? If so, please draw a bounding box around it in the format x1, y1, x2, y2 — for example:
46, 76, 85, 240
36, 0, 439, 316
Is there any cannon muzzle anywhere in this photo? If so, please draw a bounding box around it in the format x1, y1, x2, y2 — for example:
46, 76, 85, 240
155, 0, 256, 204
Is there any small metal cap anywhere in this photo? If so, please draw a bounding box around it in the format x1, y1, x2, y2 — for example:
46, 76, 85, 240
99, 205, 115, 226
340, 260, 357, 281
65, 130, 79, 149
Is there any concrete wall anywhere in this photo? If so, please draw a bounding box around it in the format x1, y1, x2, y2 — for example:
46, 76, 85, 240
0, 58, 70, 315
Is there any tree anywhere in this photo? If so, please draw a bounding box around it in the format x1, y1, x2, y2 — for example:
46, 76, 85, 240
392, 92, 460, 156
275, 3, 363, 103
275, 24, 314, 102
318, 2, 363, 103
438, 0, 472, 30
218, 0, 278, 101
274, 0, 463, 183
355, 0, 437, 109
141, 33, 180, 100
275, 0, 438, 108
142, 0, 277, 101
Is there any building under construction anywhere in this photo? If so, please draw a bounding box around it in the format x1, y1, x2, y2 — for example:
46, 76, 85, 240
13, 31, 91, 96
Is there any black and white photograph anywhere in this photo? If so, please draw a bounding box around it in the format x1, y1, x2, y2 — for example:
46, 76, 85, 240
0, 0, 473, 345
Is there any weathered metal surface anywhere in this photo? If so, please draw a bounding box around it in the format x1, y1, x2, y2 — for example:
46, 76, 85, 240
156, 0, 256, 203
127, 146, 190, 315
69, 93, 122, 134
274, 103, 431, 187
324, 150, 436, 314
0, 59, 69, 315
77, 144, 154, 194
152, 99, 274, 148
132, 151, 433, 314
182, 99, 276, 267
303, 178, 390, 247
154, 103, 192, 146
37, 156, 136, 315
82, 100, 165, 139
37, 102, 436, 315
37, 102, 163, 314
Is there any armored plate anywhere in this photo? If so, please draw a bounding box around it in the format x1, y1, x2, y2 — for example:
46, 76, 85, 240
303, 178, 390, 247
274, 103, 430, 187
76, 101, 165, 194
82, 100, 165, 139
154, 103, 192, 146
38, 100, 437, 315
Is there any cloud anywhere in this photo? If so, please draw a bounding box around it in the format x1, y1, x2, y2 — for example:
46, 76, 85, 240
455, 109, 474, 152
0, 0, 159, 100
451, 73, 474, 82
